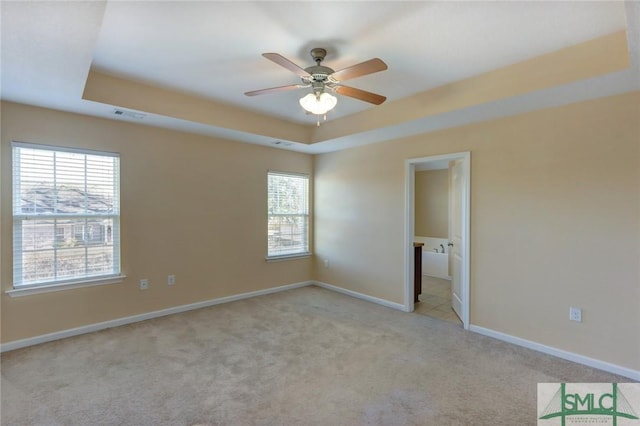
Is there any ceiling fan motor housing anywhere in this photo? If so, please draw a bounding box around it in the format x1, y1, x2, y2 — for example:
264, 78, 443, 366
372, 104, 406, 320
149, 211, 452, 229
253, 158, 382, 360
304, 65, 334, 81
304, 48, 335, 86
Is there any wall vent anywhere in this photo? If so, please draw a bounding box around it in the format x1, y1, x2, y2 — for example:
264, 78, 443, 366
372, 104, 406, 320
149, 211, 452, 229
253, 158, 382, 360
113, 109, 146, 120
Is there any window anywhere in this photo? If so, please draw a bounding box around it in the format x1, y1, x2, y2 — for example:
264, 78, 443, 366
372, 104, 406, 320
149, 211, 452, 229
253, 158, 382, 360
12, 142, 120, 288
267, 171, 309, 258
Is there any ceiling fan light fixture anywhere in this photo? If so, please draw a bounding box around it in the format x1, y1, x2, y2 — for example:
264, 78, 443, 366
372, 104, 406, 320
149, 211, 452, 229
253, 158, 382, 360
299, 92, 337, 115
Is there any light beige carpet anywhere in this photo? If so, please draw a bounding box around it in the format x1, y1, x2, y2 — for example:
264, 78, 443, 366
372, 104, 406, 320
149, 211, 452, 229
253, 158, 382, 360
0, 286, 628, 425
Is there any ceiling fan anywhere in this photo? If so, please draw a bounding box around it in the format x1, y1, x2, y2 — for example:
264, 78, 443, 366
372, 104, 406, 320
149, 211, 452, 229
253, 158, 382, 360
245, 48, 388, 121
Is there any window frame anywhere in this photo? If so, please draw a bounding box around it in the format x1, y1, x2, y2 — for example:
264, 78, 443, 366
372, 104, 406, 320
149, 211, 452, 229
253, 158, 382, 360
10, 142, 123, 294
266, 170, 311, 260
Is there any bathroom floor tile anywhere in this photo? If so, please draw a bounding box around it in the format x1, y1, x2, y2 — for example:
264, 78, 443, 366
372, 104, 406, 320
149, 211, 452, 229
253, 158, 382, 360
419, 294, 447, 309
416, 275, 461, 325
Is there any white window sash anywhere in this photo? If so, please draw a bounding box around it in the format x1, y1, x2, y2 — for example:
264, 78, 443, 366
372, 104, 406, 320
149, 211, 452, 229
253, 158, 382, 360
12, 142, 121, 288
267, 171, 310, 259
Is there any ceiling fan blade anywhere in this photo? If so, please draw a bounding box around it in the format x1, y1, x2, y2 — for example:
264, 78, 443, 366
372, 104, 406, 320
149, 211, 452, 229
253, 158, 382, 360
245, 84, 306, 97
335, 85, 386, 105
262, 53, 311, 78
331, 58, 387, 82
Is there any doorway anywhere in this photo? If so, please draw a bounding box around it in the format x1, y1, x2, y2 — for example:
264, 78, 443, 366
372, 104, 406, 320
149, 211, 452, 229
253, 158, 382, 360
404, 152, 470, 330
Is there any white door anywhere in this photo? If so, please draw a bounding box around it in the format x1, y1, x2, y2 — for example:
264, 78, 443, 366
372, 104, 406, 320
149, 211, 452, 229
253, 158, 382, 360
449, 160, 464, 320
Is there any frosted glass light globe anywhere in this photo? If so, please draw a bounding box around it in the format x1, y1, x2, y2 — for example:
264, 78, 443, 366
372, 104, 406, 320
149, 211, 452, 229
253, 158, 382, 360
299, 92, 337, 115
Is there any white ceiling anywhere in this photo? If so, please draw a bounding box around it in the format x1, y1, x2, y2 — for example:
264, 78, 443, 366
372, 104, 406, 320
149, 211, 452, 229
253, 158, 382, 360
2, 1, 639, 153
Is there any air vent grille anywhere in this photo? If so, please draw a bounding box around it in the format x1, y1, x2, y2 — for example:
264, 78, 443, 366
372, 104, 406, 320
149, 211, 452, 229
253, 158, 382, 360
113, 109, 146, 120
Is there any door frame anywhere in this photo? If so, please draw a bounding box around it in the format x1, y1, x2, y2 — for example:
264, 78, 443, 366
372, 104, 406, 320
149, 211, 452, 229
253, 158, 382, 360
403, 151, 471, 330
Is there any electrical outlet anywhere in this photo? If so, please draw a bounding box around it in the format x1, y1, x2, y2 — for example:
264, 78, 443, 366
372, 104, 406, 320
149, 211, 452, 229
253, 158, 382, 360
324, 259, 330, 268
569, 307, 582, 322
168, 275, 175, 286
139, 279, 148, 290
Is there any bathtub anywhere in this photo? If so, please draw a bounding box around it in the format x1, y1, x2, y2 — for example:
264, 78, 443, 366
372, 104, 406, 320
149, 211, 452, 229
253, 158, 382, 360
414, 236, 451, 279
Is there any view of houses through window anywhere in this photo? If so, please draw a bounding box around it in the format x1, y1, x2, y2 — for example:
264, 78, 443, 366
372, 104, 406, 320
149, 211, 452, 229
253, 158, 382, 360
12, 143, 120, 287
267, 171, 309, 258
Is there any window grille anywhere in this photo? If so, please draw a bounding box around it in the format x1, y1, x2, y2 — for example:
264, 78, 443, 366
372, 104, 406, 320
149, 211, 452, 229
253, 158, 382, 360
12, 142, 120, 287
267, 171, 309, 258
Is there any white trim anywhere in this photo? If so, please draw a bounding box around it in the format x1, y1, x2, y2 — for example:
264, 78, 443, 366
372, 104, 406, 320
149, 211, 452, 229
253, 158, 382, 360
469, 325, 640, 381
4, 279, 637, 381
265, 253, 312, 262
6, 275, 127, 298
313, 281, 408, 312
0, 280, 313, 353
11, 140, 119, 157
404, 152, 471, 329
267, 169, 310, 178
267, 170, 311, 259
404, 162, 415, 310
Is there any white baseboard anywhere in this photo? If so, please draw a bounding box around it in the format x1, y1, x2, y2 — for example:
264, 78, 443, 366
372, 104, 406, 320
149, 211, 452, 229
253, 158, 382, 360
0, 281, 313, 353
313, 281, 406, 312
5, 281, 637, 382
469, 325, 640, 381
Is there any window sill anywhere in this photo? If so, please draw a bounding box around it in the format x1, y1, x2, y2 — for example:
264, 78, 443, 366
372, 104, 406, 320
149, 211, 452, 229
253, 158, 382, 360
6, 275, 126, 298
266, 253, 312, 262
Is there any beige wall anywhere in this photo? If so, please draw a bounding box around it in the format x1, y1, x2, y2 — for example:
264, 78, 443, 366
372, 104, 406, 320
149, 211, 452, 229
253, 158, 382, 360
415, 170, 449, 238
1, 102, 313, 343
3, 91, 639, 372
314, 92, 640, 371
